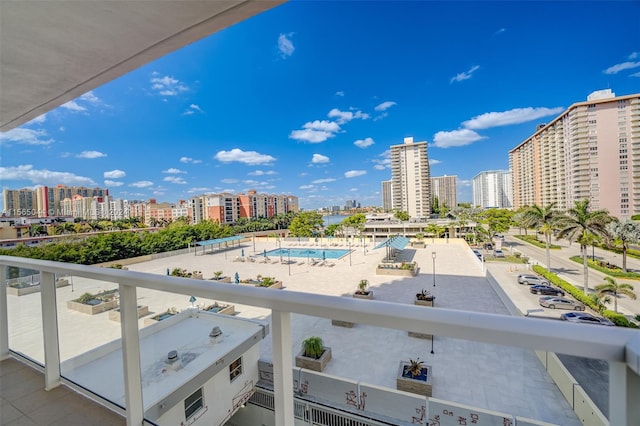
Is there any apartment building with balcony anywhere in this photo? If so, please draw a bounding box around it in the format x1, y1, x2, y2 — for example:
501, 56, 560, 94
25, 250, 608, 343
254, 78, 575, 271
472, 170, 512, 209
509, 89, 640, 218
431, 175, 457, 211
2, 185, 109, 218
390, 137, 431, 218
381, 180, 393, 211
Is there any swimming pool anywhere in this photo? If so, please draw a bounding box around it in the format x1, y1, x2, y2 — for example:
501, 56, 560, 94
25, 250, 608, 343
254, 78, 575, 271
265, 248, 350, 259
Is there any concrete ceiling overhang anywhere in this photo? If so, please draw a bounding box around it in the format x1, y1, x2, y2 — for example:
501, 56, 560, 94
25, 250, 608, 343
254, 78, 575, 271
0, 0, 285, 131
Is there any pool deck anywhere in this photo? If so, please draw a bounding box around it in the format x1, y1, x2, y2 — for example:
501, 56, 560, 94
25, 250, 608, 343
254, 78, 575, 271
5, 238, 580, 425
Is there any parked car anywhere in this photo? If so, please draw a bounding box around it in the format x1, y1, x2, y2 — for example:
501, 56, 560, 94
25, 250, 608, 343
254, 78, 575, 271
494, 249, 505, 258
529, 285, 564, 296
560, 312, 615, 326
539, 297, 585, 310
472, 249, 483, 260
517, 274, 549, 285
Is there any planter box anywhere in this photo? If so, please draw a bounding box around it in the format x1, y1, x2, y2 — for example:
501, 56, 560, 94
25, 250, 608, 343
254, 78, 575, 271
67, 298, 118, 315
414, 298, 434, 307
244, 280, 283, 289
333, 292, 373, 327
376, 266, 418, 277
210, 277, 232, 283
331, 319, 354, 328
411, 242, 426, 248
7, 278, 71, 296
143, 311, 177, 326
397, 361, 432, 397
108, 305, 149, 322
353, 291, 373, 300
295, 347, 332, 372
202, 304, 235, 315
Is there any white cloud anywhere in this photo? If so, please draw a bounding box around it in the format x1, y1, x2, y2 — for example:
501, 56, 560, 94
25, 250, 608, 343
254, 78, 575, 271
354, 137, 375, 148
429, 159, 442, 166
25, 114, 47, 125
374, 101, 396, 112
311, 154, 330, 164
450, 65, 480, 83
0, 165, 96, 186
162, 168, 186, 174
249, 170, 277, 176
459, 179, 472, 187
335, 91, 345, 97
79, 91, 100, 104
179, 156, 202, 164
432, 129, 486, 148
289, 120, 341, 143
60, 101, 87, 112
76, 150, 106, 159
0, 128, 54, 145
327, 108, 369, 124
214, 148, 275, 165
130, 181, 153, 188
183, 104, 204, 115
278, 33, 295, 58
631, 71, 640, 78
163, 176, 187, 184
493, 28, 506, 36
372, 150, 391, 170
462, 107, 564, 130
344, 170, 367, 178
312, 178, 336, 184
188, 187, 213, 194
299, 184, 314, 190
104, 180, 124, 187
150, 74, 188, 96
603, 60, 640, 75
104, 169, 126, 178
221, 178, 238, 184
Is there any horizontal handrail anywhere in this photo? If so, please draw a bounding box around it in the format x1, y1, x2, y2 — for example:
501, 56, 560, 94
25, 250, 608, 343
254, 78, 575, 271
2, 255, 639, 368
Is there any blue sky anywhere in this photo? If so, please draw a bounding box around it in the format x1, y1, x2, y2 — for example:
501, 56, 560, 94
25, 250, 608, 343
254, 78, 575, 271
1, 1, 639, 211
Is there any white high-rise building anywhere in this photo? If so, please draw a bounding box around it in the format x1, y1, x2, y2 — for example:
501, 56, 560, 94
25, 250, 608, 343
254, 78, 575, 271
431, 175, 457, 211
390, 137, 431, 218
473, 170, 512, 209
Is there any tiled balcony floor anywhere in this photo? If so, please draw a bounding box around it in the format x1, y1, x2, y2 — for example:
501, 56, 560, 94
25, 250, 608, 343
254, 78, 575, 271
1, 357, 124, 426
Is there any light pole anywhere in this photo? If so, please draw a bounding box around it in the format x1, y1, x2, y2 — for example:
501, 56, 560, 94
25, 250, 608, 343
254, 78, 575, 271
432, 252, 436, 287
278, 238, 283, 263
430, 335, 434, 354
348, 240, 352, 266
288, 249, 291, 276
253, 234, 256, 253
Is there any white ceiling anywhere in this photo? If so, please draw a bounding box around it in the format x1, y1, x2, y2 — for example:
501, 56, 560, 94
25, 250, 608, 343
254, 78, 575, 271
0, 0, 285, 131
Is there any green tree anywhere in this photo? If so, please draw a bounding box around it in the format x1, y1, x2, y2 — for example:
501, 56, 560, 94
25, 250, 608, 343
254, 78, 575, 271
522, 203, 563, 272
394, 210, 410, 221
324, 223, 341, 237
424, 223, 443, 242
289, 212, 324, 237
556, 199, 614, 294
606, 220, 640, 273
594, 277, 636, 313
480, 209, 513, 239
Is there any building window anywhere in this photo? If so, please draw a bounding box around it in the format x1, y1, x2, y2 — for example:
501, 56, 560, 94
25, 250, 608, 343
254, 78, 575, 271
229, 357, 243, 382
184, 388, 203, 420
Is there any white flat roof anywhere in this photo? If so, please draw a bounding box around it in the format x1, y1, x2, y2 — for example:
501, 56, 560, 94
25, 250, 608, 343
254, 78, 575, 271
61, 309, 267, 410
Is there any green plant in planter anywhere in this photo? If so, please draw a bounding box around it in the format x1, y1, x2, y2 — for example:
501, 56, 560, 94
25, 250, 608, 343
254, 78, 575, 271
416, 289, 434, 301
356, 279, 369, 294
257, 276, 276, 287
77, 292, 95, 304
213, 271, 223, 280
302, 336, 325, 359
407, 357, 424, 377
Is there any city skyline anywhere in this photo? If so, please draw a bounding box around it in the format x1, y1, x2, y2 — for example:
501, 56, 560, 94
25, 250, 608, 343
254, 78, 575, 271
1, 1, 639, 210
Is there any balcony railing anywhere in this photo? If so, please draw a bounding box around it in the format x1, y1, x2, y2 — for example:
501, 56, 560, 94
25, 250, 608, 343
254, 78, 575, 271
1, 255, 639, 426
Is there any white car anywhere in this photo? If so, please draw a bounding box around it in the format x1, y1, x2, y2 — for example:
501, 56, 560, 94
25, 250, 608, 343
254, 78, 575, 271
517, 274, 549, 285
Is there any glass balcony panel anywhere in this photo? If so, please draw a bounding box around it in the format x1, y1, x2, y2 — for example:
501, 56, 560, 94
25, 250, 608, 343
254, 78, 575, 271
6, 267, 44, 364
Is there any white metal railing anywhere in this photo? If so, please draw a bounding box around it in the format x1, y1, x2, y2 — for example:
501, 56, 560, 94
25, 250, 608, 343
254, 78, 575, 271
1, 255, 640, 426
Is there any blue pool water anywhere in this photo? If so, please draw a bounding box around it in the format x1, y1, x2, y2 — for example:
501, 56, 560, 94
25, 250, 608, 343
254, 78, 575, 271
265, 248, 350, 259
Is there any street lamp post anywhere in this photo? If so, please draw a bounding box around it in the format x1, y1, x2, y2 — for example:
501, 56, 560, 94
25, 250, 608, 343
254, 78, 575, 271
431, 335, 434, 354
432, 252, 436, 287
288, 249, 291, 276
278, 238, 283, 263
348, 240, 352, 266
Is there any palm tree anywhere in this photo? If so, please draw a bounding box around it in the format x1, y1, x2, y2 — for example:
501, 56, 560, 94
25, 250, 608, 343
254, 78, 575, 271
594, 277, 636, 313
606, 220, 640, 273
556, 199, 614, 294
521, 203, 562, 272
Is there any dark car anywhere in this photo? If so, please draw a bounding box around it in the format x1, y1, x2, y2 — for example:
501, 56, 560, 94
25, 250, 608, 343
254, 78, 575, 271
529, 285, 564, 296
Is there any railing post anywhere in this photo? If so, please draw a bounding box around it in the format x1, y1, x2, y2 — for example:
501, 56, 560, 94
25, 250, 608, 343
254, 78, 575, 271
0, 265, 9, 360
119, 283, 144, 426
272, 310, 294, 425
609, 360, 640, 426
40, 271, 61, 389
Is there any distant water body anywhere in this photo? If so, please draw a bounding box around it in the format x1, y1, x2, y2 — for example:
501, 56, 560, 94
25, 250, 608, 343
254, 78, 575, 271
323, 214, 349, 226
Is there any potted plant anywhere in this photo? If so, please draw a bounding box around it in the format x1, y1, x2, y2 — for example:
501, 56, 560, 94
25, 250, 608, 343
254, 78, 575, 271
397, 357, 432, 396
413, 233, 426, 248
415, 289, 435, 306
210, 271, 231, 283
295, 336, 332, 372
353, 279, 373, 299
67, 289, 119, 315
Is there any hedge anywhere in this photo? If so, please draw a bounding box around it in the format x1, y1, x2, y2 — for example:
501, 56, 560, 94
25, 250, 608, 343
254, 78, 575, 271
568, 256, 640, 280
513, 235, 562, 249
532, 265, 638, 328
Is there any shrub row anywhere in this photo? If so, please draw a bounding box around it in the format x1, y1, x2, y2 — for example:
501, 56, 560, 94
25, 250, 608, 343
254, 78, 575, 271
568, 256, 640, 280
532, 265, 638, 328
514, 235, 561, 249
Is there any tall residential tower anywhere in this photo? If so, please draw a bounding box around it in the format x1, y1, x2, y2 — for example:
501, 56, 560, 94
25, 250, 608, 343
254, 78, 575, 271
390, 137, 431, 218
473, 170, 512, 209
431, 175, 457, 211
